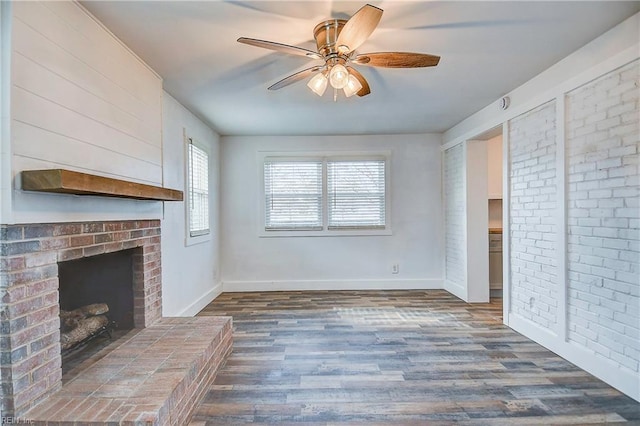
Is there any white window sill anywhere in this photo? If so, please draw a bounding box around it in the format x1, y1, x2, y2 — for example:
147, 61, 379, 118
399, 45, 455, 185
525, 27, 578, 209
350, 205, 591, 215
259, 228, 392, 238
185, 233, 211, 246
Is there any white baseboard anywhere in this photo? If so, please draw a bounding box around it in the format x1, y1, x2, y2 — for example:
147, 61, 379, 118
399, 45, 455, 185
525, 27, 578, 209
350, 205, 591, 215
509, 312, 559, 341
509, 312, 639, 403
490, 289, 503, 298
222, 278, 443, 293
443, 279, 466, 301
175, 282, 223, 316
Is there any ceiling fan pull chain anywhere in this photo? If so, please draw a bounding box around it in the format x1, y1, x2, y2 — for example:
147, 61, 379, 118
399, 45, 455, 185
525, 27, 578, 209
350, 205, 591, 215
334, 88, 338, 102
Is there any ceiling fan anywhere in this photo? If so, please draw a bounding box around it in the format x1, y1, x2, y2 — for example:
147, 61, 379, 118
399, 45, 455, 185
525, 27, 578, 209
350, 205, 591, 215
237, 4, 440, 100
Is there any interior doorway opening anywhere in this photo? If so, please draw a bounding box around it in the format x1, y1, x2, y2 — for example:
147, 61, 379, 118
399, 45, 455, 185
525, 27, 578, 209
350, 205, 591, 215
468, 125, 504, 303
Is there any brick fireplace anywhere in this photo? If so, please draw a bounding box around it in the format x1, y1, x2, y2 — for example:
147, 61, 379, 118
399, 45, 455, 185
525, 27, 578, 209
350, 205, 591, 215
0, 220, 162, 416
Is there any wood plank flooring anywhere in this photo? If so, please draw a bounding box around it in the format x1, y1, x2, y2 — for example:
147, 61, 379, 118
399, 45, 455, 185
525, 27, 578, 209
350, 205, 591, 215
192, 290, 640, 425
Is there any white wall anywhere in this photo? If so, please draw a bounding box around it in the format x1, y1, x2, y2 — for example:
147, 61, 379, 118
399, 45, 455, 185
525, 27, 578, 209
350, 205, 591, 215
487, 135, 503, 199
466, 140, 489, 303
442, 12, 640, 401
6, 1, 164, 224
220, 134, 443, 291
161, 93, 221, 316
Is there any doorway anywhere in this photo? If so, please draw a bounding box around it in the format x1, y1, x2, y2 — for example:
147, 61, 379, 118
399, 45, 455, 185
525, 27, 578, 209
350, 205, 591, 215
468, 125, 504, 303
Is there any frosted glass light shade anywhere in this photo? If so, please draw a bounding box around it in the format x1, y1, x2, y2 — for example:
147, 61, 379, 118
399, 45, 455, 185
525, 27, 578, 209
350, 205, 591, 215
329, 64, 349, 89
343, 74, 363, 97
307, 73, 328, 96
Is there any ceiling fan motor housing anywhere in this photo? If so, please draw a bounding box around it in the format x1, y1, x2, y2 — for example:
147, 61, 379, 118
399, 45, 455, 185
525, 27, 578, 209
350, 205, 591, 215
313, 19, 348, 59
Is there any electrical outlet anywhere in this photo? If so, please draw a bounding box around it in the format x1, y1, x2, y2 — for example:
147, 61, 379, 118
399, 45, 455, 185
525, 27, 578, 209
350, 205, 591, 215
392, 264, 400, 274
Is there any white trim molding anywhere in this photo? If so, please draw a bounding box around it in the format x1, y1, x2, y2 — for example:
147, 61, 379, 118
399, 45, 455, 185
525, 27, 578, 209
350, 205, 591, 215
174, 282, 223, 317
501, 122, 511, 325
223, 279, 443, 293
0, 0, 12, 224
443, 279, 466, 301
509, 312, 640, 402
555, 94, 568, 341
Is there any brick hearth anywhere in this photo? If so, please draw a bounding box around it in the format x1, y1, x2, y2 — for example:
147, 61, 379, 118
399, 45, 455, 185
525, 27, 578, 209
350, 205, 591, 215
23, 316, 232, 425
0, 220, 162, 416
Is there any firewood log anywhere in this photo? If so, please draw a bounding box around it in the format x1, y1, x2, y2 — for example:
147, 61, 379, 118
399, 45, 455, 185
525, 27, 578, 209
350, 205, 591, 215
60, 315, 109, 350
79, 303, 109, 317
60, 309, 84, 332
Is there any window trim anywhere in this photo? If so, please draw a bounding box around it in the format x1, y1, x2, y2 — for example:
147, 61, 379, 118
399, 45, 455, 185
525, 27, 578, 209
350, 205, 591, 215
185, 133, 211, 246
257, 151, 392, 238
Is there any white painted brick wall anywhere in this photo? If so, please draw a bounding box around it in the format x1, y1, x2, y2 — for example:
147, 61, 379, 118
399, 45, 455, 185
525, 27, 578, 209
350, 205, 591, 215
444, 144, 466, 288
509, 101, 559, 329
566, 59, 640, 373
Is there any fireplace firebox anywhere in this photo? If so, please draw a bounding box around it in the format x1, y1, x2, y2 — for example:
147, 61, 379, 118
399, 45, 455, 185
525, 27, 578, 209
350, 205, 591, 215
59, 249, 135, 329
58, 249, 137, 375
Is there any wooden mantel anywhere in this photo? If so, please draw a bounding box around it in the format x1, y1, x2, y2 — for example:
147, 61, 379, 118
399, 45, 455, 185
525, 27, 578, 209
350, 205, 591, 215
21, 169, 183, 201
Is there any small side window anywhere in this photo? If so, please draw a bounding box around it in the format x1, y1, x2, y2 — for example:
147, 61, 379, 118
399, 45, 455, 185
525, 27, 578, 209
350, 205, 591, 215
187, 138, 209, 238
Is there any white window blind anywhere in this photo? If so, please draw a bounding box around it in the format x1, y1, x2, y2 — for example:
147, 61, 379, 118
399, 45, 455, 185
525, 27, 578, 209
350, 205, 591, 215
327, 160, 386, 229
264, 160, 322, 230
188, 140, 209, 237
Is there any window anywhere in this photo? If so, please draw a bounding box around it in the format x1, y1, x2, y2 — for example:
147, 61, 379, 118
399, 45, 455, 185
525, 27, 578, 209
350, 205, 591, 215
328, 160, 386, 229
187, 138, 209, 238
264, 160, 322, 230
262, 154, 389, 236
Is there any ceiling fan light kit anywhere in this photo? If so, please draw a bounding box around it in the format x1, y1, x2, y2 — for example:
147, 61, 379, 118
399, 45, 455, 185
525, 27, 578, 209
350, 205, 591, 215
344, 74, 363, 97
329, 63, 349, 89
238, 4, 440, 101
307, 72, 328, 96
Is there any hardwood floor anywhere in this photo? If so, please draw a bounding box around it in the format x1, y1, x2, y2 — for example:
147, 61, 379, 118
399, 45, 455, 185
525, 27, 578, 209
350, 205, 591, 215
192, 290, 640, 425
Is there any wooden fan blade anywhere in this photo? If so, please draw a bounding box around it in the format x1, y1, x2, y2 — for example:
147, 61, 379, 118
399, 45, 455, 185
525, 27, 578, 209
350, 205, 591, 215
346, 66, 371, 97
354, 52, 440, 68
336, 4, 383, 54
238, 37, 322, 60
268, 66, 323, 90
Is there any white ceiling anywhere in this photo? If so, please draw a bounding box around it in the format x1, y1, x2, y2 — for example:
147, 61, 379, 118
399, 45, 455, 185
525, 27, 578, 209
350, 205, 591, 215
82, 1, 640, 136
